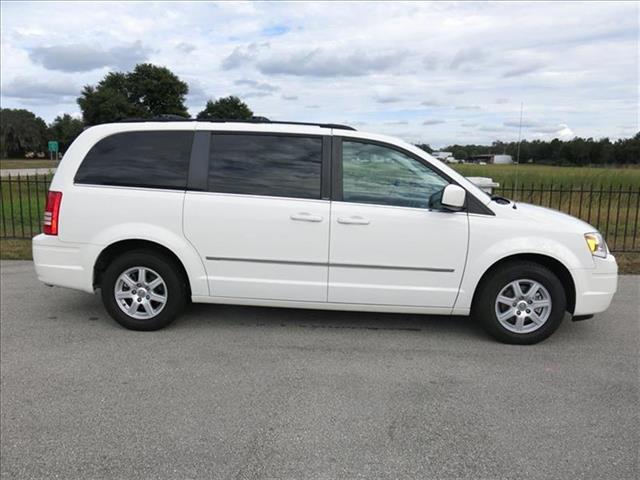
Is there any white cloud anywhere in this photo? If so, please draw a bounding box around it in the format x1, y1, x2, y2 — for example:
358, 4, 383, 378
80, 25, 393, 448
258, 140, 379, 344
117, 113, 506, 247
0, 0, 636, 147
256, 47, 408, 77
234, 79, 279, 92
422, 99, 444, 107
2, 76, 79, 103
502, 62, 545, 78
557, 124, 575, 138
450, 47, 487, 70
29, 41, 151, 72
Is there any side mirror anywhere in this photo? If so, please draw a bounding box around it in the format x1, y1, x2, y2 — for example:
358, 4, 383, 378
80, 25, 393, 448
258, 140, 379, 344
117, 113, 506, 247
441, 184, 466, 210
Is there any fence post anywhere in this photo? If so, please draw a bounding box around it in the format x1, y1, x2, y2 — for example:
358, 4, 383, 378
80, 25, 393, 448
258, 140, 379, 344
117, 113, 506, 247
604, 185, 614, 243
7, 174, 16, 238
26, 174, 33, 238
633, 186, 640, 251
0, 175, 5, 238
622, 188, 632, 252
595, 186, 602, 231
34, 174, 42, 228
17, 174, 26, 239
613, 185, 623, 251
568, 185, 574, 217
578, 184, 584, 222
537, 182, 542, 206
558, 184, 563, 211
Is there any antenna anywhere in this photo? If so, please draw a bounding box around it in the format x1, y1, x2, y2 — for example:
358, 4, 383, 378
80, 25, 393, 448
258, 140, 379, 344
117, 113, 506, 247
513, 102, 524, 208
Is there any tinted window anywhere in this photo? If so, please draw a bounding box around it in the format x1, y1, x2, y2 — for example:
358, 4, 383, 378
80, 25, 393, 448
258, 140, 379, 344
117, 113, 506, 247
75, 131, 193, 189
342, 141, 449, 209
208, 134, 322, 199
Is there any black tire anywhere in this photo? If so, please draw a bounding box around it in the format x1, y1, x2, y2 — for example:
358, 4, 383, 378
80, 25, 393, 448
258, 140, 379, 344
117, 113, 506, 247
473, 261, 567, 344
100, 250, 186, 331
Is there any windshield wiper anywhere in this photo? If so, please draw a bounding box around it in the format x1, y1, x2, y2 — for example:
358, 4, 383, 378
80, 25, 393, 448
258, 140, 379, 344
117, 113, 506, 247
490, 195, 511, 205
490, 195, 518, 209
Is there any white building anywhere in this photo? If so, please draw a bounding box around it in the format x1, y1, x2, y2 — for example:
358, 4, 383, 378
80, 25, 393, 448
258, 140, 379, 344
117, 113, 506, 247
432, 151, 458, 164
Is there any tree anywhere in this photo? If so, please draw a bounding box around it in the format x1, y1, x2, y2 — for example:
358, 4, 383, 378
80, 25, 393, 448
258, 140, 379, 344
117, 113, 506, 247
435, 132, 639, 165
77, 64, 189, 125
0, 109, 48, 158
415, 143, 433, 154
126, 64, 189, 118
197, 96, 253, 120
48, 114, 84, 153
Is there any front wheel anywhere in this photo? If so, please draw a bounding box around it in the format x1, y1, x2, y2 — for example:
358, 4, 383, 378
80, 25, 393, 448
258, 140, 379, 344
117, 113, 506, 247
474, 262, 567, 344
101, 250, 186, 331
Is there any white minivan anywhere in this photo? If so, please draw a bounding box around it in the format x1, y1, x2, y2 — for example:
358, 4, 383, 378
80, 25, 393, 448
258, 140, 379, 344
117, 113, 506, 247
33, 119, 617, 344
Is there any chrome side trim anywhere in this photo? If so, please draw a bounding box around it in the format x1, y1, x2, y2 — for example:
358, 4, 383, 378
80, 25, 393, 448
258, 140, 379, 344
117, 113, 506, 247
205, 256, 454, 273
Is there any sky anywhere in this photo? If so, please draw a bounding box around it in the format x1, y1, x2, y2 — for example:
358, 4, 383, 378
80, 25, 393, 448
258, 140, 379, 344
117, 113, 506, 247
1, 1, 638, 148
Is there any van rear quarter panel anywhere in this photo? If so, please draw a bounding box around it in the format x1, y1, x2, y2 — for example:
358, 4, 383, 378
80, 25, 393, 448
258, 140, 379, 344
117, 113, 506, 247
52, 123, 209, 297
57, 185, 209, 296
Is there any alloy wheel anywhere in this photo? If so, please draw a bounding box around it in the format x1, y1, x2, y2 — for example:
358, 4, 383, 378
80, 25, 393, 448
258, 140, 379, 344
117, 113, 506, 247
114, 266, 168, 320
494, 279, 552, 334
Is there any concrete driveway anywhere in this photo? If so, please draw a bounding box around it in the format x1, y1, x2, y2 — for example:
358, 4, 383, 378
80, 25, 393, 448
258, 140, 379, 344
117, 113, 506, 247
1, 260, 638, 479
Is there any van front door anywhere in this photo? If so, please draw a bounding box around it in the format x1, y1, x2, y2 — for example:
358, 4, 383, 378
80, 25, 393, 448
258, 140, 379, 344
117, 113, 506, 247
328, 139, 469, 308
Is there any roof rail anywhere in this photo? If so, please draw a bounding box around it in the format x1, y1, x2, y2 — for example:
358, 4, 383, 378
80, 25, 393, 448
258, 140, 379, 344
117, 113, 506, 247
117, 116, 356, 131
118, 115, 191, 123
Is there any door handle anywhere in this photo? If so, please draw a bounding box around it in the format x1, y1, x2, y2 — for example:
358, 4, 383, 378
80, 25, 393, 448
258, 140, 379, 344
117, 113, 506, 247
337, 216, 370, 225
290, 212, 323, 222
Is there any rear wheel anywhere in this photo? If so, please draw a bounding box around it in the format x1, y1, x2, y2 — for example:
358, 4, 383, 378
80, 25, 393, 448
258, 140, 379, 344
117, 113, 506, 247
474, 262, 566, 344
101, 250, 186, 331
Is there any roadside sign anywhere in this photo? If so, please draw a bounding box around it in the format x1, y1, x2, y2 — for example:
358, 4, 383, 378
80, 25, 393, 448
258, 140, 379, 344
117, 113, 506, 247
48, 141, 59, 153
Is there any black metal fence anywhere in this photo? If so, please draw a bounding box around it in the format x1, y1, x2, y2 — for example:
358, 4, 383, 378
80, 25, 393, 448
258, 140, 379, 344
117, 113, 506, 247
1, 174, 51, 240
1, 174, 639, 253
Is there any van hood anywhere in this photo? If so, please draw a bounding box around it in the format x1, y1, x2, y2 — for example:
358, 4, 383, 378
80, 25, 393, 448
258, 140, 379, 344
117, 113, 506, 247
507, 202, 596, 233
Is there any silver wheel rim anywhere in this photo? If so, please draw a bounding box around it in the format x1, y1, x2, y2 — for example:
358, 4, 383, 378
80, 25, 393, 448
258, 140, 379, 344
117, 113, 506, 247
114, 266, 168, 320
494, 279, 552, 334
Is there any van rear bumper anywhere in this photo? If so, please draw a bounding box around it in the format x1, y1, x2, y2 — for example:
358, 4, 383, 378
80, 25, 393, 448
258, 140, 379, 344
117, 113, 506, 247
571, 255, 618, 316
32, 234, 95, 293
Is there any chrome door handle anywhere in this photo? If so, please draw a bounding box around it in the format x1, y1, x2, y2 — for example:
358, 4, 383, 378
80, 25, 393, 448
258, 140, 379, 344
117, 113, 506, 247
290, 212, 323, 222
337, 216, 370, 225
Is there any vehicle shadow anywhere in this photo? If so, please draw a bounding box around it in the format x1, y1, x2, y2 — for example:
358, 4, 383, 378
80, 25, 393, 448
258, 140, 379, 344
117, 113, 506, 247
180, 301, 490, 341
39, 288, 486, 342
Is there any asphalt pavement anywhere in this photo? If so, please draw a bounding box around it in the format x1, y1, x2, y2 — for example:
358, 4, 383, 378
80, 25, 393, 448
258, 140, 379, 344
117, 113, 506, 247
1, 260, 638, 479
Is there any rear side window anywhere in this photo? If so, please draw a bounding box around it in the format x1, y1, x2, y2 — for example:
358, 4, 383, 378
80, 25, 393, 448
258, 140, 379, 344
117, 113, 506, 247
75, 131, 194, 189
208, 134, 322, 199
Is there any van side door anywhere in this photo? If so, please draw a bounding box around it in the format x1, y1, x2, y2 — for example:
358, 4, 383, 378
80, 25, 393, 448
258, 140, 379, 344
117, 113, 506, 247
183, 129, 331, 302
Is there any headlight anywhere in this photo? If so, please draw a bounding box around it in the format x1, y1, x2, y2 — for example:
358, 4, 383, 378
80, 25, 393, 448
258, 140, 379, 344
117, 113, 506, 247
584, 232, 608, 258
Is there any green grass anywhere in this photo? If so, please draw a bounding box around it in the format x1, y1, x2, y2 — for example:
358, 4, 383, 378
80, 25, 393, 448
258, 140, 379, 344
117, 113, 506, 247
0, 239, 33, 260
0, 159, 59, 170
451, 164, 640, 188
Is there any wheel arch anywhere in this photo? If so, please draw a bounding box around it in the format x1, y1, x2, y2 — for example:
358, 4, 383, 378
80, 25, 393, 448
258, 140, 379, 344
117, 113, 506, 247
93, 239, 192, 298
471, 253, 576, 314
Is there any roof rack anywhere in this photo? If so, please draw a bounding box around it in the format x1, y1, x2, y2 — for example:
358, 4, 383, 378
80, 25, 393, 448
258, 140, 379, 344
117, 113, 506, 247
117, 116, 356, 131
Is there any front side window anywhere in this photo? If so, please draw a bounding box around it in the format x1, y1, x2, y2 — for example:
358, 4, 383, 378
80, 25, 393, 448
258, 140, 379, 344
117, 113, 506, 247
208, 134, 322, 199
75, 131, 193, 189
341, 141, 450, 209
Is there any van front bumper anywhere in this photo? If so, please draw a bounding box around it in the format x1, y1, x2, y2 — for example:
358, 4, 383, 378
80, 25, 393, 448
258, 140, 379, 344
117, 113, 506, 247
32, 234, 96, 293
571, 254, 618, 316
